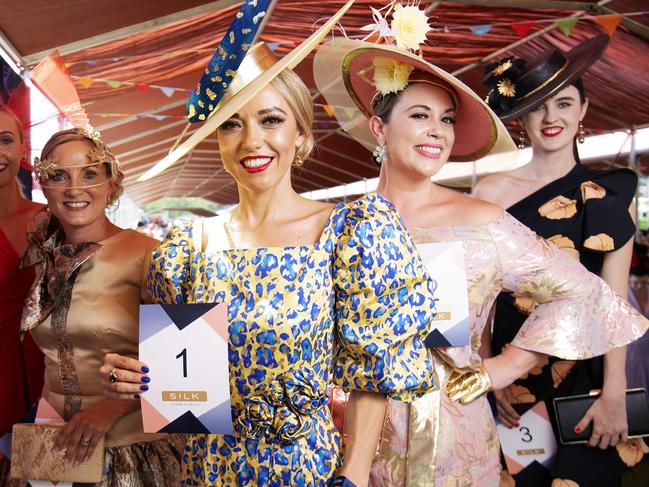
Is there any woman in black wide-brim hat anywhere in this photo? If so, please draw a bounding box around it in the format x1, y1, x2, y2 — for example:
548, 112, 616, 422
475, 34, 645, 485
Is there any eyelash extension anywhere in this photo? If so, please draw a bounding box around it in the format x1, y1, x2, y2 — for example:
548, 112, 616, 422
262, 115, 285, 125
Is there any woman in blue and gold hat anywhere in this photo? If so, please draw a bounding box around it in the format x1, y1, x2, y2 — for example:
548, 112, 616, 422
100, 2, 440, 485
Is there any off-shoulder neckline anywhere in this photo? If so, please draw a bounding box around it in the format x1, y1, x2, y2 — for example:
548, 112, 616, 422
408, 210, 509, 234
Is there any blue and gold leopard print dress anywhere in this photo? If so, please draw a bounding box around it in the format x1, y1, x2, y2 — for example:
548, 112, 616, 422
147, 193, 437, 486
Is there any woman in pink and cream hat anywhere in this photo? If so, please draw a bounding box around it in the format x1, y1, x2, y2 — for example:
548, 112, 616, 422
315, 2, 648, 485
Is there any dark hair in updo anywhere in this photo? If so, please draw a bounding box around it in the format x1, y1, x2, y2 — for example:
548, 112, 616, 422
372, 90, 405, 123
371, 70, 458, 123
569, 77, 586, 104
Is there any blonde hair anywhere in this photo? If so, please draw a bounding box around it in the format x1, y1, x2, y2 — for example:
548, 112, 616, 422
270, 69, 315, 164
0, 103, 24, 143
40, 128, 125, 205
0, 104, 27, 196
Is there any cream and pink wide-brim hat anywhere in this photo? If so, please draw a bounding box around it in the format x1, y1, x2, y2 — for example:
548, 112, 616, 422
314, 37, 517, 162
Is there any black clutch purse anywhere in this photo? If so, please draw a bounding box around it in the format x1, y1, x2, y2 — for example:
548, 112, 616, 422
553, 388, 649, 445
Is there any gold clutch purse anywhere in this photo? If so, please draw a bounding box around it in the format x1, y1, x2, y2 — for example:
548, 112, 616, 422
10, 423, 105, 482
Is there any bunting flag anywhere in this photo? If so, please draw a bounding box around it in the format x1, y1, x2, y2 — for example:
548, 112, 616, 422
88, 112, 185, 120
555, 18, 579, 36
70, 74, 189, 97
511, 21, 534, 38
469, 24, 492, 37
159, 86, 176, 97
595, 14, 623, 36
343, 107, 356, 119
78, 77, 94, 89
322, 104, 336, 117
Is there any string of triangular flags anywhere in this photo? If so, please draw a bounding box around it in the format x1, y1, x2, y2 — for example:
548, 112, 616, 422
70, 74, 191, 97
464, 11, 647, 38
63, 42, 297, 68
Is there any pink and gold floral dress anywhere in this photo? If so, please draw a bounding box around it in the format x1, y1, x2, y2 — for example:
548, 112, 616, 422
369, 211, 648, 487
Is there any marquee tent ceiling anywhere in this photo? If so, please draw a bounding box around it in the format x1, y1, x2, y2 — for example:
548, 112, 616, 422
2, 0, 648, 205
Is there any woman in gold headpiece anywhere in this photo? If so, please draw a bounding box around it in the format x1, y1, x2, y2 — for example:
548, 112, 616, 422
17, 128, 183, 486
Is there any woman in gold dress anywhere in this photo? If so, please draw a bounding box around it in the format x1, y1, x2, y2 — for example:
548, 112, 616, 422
19, 128, 182, 485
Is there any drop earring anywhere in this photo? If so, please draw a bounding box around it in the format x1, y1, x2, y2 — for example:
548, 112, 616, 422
372, 143, 388, 166
577, 121, 585, 144
518, 128, 527, 149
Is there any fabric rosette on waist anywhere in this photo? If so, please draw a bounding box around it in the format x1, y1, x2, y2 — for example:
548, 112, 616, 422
237, 369, 328, 444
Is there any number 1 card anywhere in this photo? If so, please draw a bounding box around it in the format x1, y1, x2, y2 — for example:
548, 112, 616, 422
139, 303, 232, 434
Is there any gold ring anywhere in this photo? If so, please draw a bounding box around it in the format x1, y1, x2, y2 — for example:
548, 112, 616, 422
108, 369, 118, 383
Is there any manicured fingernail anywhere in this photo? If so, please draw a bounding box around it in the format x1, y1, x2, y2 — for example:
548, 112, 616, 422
141, 366, 150, 373
141, 376, 150, 383
140, 385, 149, 391
134, 394, 141, 399
574, 426, 581, 433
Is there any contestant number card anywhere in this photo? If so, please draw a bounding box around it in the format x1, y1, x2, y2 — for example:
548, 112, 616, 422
139, 303, 232, 434
417, 241, 470, 347
497, 401, 557, 475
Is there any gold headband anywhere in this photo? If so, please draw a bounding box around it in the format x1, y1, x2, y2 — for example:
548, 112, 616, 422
35, 129, 119, 183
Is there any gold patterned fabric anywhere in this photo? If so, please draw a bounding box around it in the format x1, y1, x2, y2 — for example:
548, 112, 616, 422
23, 212, 166, 450
20, 209, 101, 333
98, 435, 185, 487
369, 212, 648, 487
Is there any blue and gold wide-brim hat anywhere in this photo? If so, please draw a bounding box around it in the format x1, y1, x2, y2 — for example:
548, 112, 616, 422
139, 0, 355, 182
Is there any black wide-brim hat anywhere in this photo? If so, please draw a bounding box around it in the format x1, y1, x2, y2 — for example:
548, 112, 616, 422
489, 34, 609, 121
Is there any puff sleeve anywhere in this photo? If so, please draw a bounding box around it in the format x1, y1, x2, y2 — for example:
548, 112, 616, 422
492, 213, 648, 359
332, 194, 437, 401
146, 221, 195, 304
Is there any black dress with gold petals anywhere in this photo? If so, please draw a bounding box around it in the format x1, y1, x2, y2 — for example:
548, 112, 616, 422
492, 163, 640, 487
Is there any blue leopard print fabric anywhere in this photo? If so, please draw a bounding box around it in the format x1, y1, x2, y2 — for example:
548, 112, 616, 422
146, 193, 437, 486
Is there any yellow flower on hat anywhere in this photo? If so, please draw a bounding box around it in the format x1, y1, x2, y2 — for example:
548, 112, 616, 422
497, 78, 516, 97
492, 59, 512, 76
373, 56, 414, 95
390, 4, 432, 51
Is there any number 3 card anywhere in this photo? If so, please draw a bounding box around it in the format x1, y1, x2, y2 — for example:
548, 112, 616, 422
497, 401, 558, 475
139, 303, 232, 434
